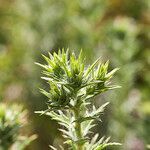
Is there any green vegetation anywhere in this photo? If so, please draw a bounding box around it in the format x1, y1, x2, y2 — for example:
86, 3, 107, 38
0, 0, 149, 149
0, 103, 36, 150
36, 50, 121, 149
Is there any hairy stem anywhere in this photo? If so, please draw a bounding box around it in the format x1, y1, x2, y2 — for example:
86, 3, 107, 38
73, 108, 84, 150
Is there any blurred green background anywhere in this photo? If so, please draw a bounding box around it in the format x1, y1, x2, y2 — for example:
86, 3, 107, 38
0, 0, 149, 149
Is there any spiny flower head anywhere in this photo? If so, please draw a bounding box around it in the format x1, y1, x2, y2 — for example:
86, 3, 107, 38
36, 49, 119, 110
40, 83, 71, 109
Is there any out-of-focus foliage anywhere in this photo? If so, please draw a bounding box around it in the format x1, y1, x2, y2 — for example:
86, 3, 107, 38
99, 17, 150, 149
0, 0, 149, 149
0, 103, 36, 150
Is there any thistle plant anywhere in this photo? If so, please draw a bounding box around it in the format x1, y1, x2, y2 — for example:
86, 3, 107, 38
0, 103, 36, 150
36, 49, 121, 150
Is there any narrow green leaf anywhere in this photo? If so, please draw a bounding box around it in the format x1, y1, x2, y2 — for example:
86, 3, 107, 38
105, 68, 120, 79
35, 62, 47, 69
84, 57, 101, 77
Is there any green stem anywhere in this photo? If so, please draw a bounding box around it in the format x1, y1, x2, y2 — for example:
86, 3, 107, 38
73, 108, 84, 150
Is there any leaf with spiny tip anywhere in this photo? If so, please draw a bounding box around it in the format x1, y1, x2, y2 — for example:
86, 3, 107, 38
107, 85, 122, 90
78, 49, 83, 63
39, 88, 51, 98
103, 136, 111, 144
104, 60, 109, 73
61, 48, 67, 63
35, 62, 47, 69
49, 145, 57, 150
94, 142, 122, 150
54, 53, 70, 76
96, 63, 101, 77
58, 49, 61, 56
35, 110, 50, 116
65, 48, 69, 60
90, 102, 109, 117
83, 120, 96, 137
42, 54, 55, 67
91, 134, 99, 146
105, 68, 120, 80
84, 57, 101, 77
48, 52, 53, 60
59, 129, 73, 139
70, 53, 76, 71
